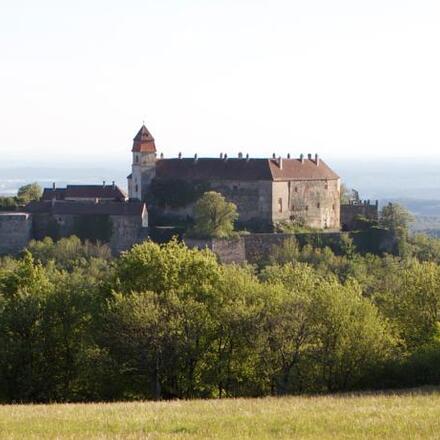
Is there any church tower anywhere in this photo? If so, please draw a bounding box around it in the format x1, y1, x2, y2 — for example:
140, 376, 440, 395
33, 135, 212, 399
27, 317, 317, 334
127, 124, 157, 201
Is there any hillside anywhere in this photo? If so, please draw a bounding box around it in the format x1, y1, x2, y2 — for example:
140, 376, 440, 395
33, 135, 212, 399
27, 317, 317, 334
1, 389, 439, 439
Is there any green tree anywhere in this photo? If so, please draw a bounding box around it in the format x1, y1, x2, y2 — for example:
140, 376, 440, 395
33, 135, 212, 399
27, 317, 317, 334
115, 239, 220, 296
376, 261, 440, 351
17, 183, 42, 204
380, 203, 414, 233
191, 191, 238, 238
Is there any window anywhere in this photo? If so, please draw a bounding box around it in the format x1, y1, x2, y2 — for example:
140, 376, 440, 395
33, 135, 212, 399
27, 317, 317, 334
325, 183, 328, 190
278, 198, 283, 213
135, 155, 139, 163
135, 184, 139, 193
332, 204, 335, 211
294, 186, 298, 192
305, 205, 309, 211
317, 202, 320, 209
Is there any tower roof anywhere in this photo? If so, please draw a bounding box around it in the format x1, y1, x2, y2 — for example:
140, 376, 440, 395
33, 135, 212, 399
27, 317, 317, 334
132, 124, 156, 153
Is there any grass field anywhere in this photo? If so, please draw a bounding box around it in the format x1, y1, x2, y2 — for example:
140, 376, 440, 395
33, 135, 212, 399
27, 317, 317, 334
1, 388, 439, 439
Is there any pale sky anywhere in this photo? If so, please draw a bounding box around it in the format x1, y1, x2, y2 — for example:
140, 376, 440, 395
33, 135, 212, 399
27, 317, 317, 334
1, 0, 440, 165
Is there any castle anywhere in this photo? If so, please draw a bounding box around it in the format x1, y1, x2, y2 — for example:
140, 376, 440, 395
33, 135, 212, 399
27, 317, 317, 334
127, 125, 341, 231
1, 124, 374, 257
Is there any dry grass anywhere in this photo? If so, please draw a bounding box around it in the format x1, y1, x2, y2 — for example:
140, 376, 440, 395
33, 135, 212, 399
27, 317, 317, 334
1, 388, 439, 439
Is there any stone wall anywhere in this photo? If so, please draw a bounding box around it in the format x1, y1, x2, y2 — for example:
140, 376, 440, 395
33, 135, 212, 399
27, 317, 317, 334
184, 237, 246, 264
110, 215, 149, 254
243, 232, 344, 263
272, 179, 340, 229
0, 213, 32, 255
184, 229, 396, 265
341, 201, 379, 230
154, 179, 274, 231
32, 212, 148, 254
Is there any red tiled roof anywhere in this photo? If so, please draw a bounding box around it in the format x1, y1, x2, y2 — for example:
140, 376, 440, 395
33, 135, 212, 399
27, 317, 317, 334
26, 201, 146, 216
155, 157, 339, 181
132, 125, 156, 153
268, 158, 339, 181
42, 185, 127, 201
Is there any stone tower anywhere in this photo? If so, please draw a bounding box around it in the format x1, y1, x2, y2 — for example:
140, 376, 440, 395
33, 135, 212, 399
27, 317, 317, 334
127, 124, 157, 201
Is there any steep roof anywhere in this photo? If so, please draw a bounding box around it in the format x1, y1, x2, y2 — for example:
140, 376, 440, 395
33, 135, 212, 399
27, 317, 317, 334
268, 158, 339, 181
132, 124, 156, 153
42, 185, 127, 201
26, 200, 146, 216
155, 157, 339, 181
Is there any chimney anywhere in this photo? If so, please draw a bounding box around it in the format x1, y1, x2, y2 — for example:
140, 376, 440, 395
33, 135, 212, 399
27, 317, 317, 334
112, 181, 115, 190
160, 152, 164, 159
224, 153, 228, 161
272, 153, 276, 159
220, 153, 223, 159
315, 153, 320, 166
103, 180, 106, 188
300, 154, 304, 164
178, 152, 182, 159
278, 157, 283, 169
194, 153, 198, 163
307, 153, 312, 160
52, 182, 56, 191
287, 153, 291, 159
246, 153, 250, 162
238, 152, 243, 159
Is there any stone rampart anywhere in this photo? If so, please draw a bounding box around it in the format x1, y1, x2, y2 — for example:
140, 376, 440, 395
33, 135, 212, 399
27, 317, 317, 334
341, 201, 379, 230
0, 213, 33, 255
184, 229, 396, 265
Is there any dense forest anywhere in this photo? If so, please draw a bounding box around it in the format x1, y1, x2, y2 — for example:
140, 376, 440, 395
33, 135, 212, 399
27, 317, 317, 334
1, 213, 440, 403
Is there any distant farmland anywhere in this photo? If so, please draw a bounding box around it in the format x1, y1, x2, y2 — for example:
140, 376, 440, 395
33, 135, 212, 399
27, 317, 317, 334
1, 388, 439, 439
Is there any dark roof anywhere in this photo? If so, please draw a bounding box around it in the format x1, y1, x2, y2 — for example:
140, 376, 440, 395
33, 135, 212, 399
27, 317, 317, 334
155, 157, 339, 181
26, 201, 146, 216
132, 124, 156, 153
268, 158, 339, 180
42, 185, 127, 201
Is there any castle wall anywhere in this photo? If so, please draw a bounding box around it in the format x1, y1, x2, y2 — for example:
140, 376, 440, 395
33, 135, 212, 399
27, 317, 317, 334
156, 179, 273, 230
341, 202, 379, 230
184, 237, 246, 264
210, 180, 272, 224
32, 212, 148, 255
110, 214, 149, 254
0, 213, 32, 255
184, 229, 396, 265
272, 179, 340, 229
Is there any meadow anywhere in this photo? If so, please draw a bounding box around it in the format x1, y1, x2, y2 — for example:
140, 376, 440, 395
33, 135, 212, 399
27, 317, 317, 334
1, 388, 439, 439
